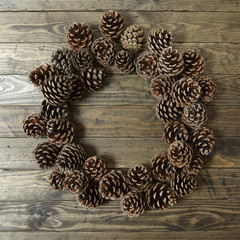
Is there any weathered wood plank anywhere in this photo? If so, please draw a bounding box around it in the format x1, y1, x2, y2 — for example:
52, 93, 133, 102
0, 12, 239, 43
0, 43, 239, 75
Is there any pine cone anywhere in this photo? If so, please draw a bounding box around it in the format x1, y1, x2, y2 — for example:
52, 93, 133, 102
189, 127, 215, 156
172, 78, 201, 107
57, 143, 85, 172
147, 183, 176, 210
158, 47, 184, 77
196, 76, 217, 103
47, 119, 74, 147
136, 52, 158, 80
168, 140, 193, 168
99, 10, 126, 38
76, 183, 103, 208
68, 75, 85, 102
150, 153, 177, 181
99, 170, 128, 200
23, 113, 46, 138
80, 67, 105, 92
71, 48, 93, 71
115, 50, 135, 74
28, 64, 57, 89
126, 165, 152, 192
83, 156, 107, 182
182, 102, 208, 129
49, 168, 66, 190
121, 192, 146, 217
120, 24, 145, 53
148, 29, 174, 55
156, 95, 183, 122
163, 121, 189, 144
150, 76, 174, 100
64, 170, 89, 194
66, 22, 94, 50
183, 154, 203, 175
34, 142, 60, 169
171, 172, 197, 197
182, 49, 204, 77
51, 48, 75, 75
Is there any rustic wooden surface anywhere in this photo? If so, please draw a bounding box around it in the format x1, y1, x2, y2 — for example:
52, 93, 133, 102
0, 0, 240, 239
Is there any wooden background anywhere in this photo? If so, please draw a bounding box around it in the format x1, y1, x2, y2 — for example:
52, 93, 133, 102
0, 0, 240, 239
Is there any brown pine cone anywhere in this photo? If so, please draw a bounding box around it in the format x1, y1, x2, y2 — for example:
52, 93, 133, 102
80, 67, 105, 92
182, 102, 208, 129
34, 142, 60, 169
126, 165, 152, 192
182, 49, 204, 77
47, 119, 74, 147
66, 22, 94, 50
64, 170, 89, 194
168, 140, 193, 168
183, 154, 203, 175
163, 121, 189, 144
172, 78, 201, 107
147, 183, 176, 210
83, 156, 107, 182
196, 76, 217, 103
68, 75, 85, 102
71, 48, 93, 71
158, 47, 184, 77
148, 29, 174, 55
99, 10, 126, 38
115, 50, 135, 74
28, 64, 57, 89
91, 37, 117, 66
49, 168, 66, 190
136, 52, 158, 80
121, 192, 146, 217
171, 172, 197, 198
189, 127, 215, 156
150, 76, 175, 100
156, 95, 183, 122
99, 170, 128, 200
23, 113, 46, 138
120, 24, 145, 53
76, 183, 103, 208
150, 153, 177, 181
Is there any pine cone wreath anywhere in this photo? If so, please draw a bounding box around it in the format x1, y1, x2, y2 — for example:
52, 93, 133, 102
83, 156, 107, 182
171, 172, 197, 198
23, 113, 46, 138
158, 47, 184, 77
76, 183, 103, 208
156, 95, 183, 122
120, 24, 145, 53
66, 22, 94, 50
168, 140, 193, 168
163, 121, 189, 144
121, 192, 146, 217
49, 168, 66, 190
64, 170, 89, 194
172, 77, 201, 107
189, 127, 215, 156
182, 49, 204, 77
99, 10, 126, 38
28, 64, 57, 89
183, 154, 203, 175
71, 48, 93, 71
91, 37, 117, 66
150, 153, 177, 181
147, 182, 176, 210
126, 165, 152, 192
34, 142, 60, 169
47, 118, 75, 147
182, 102, 208, 129
135, 52, 158, 80
148, 29, 174, 55
99, 170, 128, 200
115, 50, 135, 74
68, 75, 85, 102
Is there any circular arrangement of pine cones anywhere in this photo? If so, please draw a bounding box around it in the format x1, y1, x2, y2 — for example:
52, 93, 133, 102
23, 10, 216, 217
